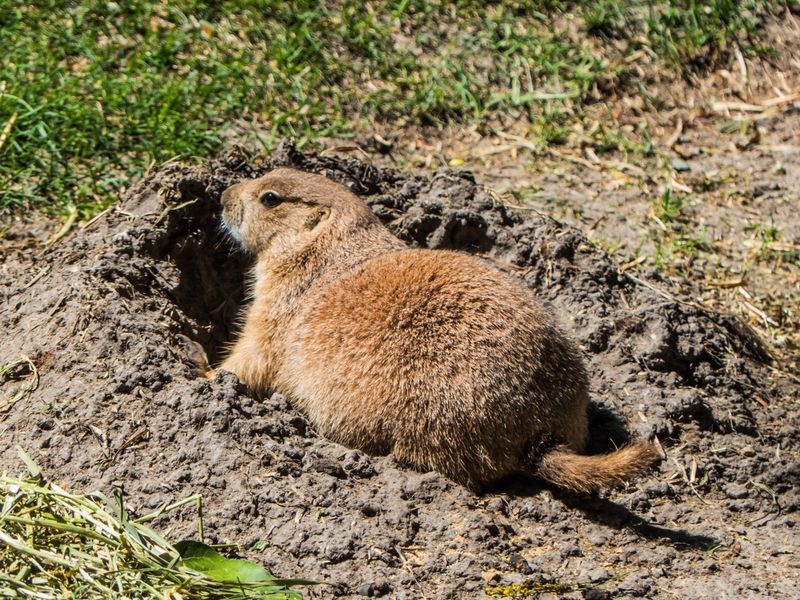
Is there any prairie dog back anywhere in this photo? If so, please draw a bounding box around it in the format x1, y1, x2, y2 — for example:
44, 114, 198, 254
281, 249, 591, 486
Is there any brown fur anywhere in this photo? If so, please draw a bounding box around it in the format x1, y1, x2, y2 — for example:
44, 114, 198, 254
534, 443, 663, 494
217, 168, 661, 491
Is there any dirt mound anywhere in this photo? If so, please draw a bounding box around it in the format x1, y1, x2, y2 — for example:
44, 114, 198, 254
1, 143, 798, 598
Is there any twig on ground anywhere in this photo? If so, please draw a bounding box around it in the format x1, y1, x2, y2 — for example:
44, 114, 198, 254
154, 198, 199, 225
45, 204, 79, 246
81, 206, 114, 231
0, 355, 39, 411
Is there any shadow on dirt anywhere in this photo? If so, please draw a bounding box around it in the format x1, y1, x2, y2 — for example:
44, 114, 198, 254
559, 493, 718, 550
499, 477, 717, 551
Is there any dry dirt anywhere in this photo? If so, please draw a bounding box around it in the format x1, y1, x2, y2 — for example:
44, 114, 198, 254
1, 142, 798, 599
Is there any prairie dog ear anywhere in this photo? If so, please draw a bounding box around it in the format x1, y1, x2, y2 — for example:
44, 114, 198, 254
305, 207, 330, 230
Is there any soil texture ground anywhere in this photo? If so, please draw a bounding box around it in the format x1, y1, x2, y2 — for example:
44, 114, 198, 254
1, 144, 798, 598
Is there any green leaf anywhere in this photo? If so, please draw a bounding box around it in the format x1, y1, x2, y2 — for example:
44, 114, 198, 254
175, 540, 320, 589
176, 540, 274, 582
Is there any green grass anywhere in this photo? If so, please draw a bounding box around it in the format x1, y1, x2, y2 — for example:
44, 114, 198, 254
0, 0, 780, 216
647, 187, 716, 268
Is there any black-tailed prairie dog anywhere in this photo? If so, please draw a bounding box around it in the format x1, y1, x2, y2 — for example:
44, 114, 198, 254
216, 167, 660, 492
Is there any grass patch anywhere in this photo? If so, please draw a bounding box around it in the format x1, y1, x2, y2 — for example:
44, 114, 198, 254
485, 580, 574, 597
0, 450, 316, 599
0, 0, 780, 215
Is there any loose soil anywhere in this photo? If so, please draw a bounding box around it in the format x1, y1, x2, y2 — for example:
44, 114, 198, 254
1, 143, 798, 599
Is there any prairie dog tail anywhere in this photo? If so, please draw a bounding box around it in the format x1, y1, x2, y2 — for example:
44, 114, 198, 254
533, 442, 662, 493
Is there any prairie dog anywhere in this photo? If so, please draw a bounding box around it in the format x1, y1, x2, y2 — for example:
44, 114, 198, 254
217, 168, 659, 492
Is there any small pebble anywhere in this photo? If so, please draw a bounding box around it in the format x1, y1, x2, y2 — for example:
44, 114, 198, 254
671, 158, 691, 172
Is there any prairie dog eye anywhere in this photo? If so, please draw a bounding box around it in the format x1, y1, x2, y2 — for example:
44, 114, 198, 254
260, 190, 283, 208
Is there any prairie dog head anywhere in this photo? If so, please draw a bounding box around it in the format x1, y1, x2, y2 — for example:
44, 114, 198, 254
220, 167, 359, 256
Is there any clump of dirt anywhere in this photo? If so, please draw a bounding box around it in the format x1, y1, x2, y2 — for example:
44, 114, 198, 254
1, 143, 797, 598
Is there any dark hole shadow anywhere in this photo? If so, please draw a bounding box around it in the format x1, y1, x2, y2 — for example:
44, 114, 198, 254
584, 400, 633, 454
171, 231, 250, 366
145, 191, 251, 366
